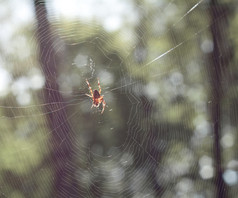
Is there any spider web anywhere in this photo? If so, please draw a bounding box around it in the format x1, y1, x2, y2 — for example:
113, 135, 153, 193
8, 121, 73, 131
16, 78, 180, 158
0, 0, 238, 197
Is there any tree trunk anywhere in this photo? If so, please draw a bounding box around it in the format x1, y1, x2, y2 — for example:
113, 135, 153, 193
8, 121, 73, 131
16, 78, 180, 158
33, 1, 79, 197
209, 1, 232, 198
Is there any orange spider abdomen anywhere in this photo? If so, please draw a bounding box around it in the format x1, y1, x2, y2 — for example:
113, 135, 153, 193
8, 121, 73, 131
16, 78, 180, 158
93, 90, 100, 98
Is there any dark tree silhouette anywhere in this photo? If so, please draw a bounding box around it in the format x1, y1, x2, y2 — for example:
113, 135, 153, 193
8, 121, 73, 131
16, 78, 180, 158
33, 1, 80, 197
209, 1, 233, 198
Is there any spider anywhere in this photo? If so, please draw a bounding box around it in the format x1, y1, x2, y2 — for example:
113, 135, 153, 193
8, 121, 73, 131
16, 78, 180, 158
85, 78, 106, 114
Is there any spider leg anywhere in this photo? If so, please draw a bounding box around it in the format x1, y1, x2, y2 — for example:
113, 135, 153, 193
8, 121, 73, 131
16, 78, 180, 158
85, 93, 92, 98
86, 79, 93, 96
101, 98, 106, 114
97, 78, 101, 94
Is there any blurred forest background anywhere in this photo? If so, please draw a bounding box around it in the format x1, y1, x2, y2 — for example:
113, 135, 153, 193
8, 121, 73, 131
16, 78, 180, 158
0, 0, 238, 197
